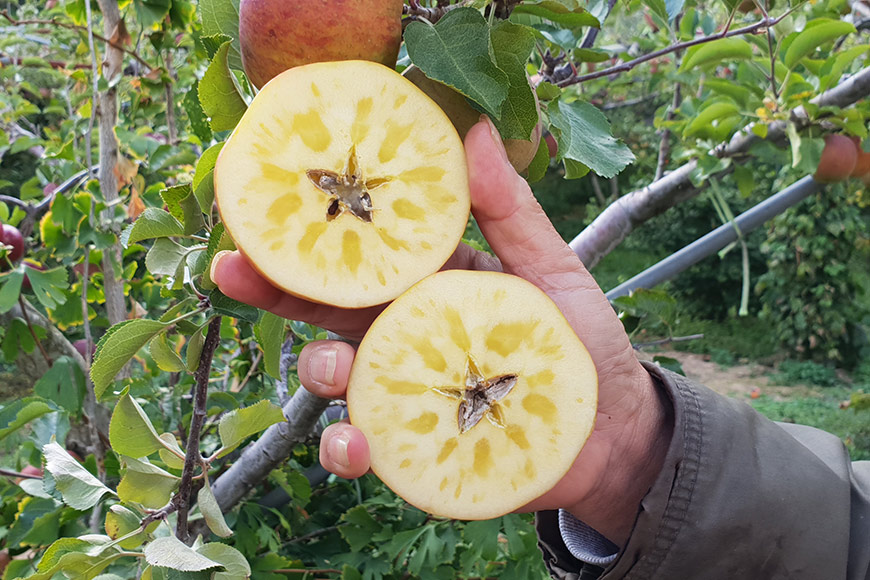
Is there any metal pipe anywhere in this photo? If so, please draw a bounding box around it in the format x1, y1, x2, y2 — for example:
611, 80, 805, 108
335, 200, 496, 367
604, 175, 823, 300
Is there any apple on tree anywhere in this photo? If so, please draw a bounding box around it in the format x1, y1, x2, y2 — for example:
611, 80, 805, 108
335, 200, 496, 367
814, 134, 858, 183
0, 222, 24, 269
214, 60, 471, 308
239, 0, 404, 89
347, 270, 598, 519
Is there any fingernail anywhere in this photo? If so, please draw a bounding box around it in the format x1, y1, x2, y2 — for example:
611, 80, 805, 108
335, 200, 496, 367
328, 431, 351, 468
480, 114, 510, 165
210, 250, 232, 282
308, 346, 337, 386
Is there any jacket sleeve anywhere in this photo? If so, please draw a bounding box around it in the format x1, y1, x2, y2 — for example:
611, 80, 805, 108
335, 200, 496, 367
536, 361, 870, 580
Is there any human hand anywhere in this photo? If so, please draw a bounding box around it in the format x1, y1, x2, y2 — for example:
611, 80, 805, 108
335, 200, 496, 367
213, 117, 673, 546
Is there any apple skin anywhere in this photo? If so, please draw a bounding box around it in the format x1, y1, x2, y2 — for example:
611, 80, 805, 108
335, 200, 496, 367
849, 137, 870, 178
0, 224, 24, 268
402, 66, 543, 173
73, 338, 95, 362
814, 134, 858, 183
239, 0, 404, 89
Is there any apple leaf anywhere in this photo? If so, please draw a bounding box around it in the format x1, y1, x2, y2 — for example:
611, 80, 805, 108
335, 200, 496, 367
24, 265, 69, 310
254, 311, 285, 379
489, 21, 539, 141
0, 269, 24, 313
199, 41, 247, 132
29, 536, 122, 580
158, 433, 186, 469
194, 142, 225, 190
117, 456, 179, 508
197, 480, 233, 538
198, 0, 242, 70
43, 441, 114, 510
144, 536, 223, 572
679, 38, 754, 72
216, 399, 286, 458
33, 357, 86, 416
209, 289, 260, 323
149, 333, 185, 372
784, 19, 856, 70
404, 7, 509, 120
527, 138, 551, 183
121, 208, 184, 247
146, 238, 188, 278
511, 0, 600, 28
109, 391, 166, 458
183, 81, 213, 143
548, 99, 635, 179
185, 322, 207, 372
0, 396, 57, 440
91, 319, 170, 400
197, 543, 251, 580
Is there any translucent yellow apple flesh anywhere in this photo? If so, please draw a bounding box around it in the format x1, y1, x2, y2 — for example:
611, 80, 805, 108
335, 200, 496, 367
348, 270, 598, 520
215, 61, 471, 308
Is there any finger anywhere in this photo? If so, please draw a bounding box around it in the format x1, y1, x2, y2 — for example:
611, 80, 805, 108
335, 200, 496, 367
210, 250, 384, 340
298, 341, 356, 399
320, 421, 371, 479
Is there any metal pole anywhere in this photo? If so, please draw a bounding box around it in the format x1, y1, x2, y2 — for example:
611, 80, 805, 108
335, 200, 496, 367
604, 175, 823, 300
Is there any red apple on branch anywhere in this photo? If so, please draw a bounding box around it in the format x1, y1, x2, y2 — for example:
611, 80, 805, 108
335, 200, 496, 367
814, 134, 858, 183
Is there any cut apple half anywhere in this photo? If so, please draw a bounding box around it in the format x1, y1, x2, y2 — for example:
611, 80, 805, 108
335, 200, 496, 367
214, 60, 471, 308
347, 270, 598, 520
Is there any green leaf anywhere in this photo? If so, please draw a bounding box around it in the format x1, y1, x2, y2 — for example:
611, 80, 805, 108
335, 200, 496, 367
117, 456, 179, 508
24, 266, 69, 310
197, 480, 233, 538
185, 322, 208, 372
197, 543, 250, 580
158, 433, 186, 469
150, 333, 186, 372
199, 0, 243, 70
511, 0, 599, 27
200, 42, 247, 132
341, 505, 382, 552
489, 21, 539, 140
209, 289, 260, 323
135, 0, 172, 28
122, 208, 185, 246
43, 440, 114, 510
0, 397, 57, 440
680, 38, 754, 72
0, 269, 24, 313
194, 171, 216, 217
548, 99, 634, 178
254, 311, 285, 379
463, 519, 501, 561
404, 8, 509, 119
183, 81, 213, 143
146, 238, 189, 278
217, 399, 285, 457
194, 143, 226, 190
784, 19, 856, 70
526, 135, 551, 183
819, 45, 869, 91
91, 319, 170, 400
33, 357, 86, 416
28, 536, 122, 580
109, 392, 166, 458
683, 100, 741, 138
201, 224, 236, 290
144, 536, 223, 572
161, 185, 205, 236
105, 505, 150, 550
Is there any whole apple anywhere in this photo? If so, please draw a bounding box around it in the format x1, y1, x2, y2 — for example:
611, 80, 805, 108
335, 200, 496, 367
815, 134, 858, 183
239, 0, 404, 89
849, 137, 870, 178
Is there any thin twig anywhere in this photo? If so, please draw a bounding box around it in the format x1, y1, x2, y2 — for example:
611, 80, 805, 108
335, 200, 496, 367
0, 467, 41, 480
0, 10, 156, 71
175, 316, 222, 543
232, 351, 262, 393
655, 84, 682, 181
632, 333, 705, 350
560, 14, 788, 87
18, 296, 52, 366
282, 524, 345, 546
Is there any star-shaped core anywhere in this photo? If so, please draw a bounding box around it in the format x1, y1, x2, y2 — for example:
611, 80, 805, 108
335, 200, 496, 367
306, 147, 390, 223
434, 357, 518, 434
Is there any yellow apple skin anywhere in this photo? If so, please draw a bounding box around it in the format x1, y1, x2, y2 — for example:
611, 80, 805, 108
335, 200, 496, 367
402, 66, 543, 174
347, 270, 598, 520
240, 0, 404, 89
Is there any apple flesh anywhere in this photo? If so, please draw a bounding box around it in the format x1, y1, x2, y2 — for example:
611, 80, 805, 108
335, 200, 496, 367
215, 61, 471, 309
815, 134, 858, 183
402, 66, 543, 174
347, 270, 598, 520
239, 0, 404, 89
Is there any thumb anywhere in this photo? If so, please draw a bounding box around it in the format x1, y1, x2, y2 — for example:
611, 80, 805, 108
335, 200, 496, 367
465, 117, 594, 296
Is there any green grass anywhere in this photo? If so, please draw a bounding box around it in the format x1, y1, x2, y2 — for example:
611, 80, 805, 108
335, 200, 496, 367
668, 314, 781, 362
750, 387, 870, 461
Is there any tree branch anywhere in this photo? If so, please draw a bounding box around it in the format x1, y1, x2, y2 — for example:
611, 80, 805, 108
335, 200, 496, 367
175, 315, 222, 543
569, 65, 870, 268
